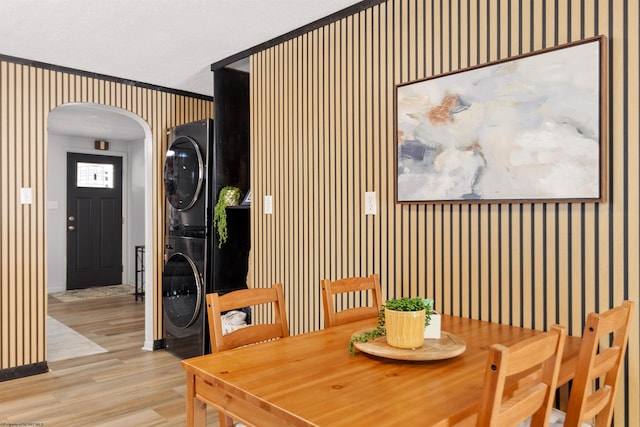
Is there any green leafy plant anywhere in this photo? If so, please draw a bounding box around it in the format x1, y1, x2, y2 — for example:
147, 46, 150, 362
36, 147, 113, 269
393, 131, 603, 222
348, 297, 434, 355
384, 297, 431, 312
348, 310, 386, 355
213, 186, 242, 248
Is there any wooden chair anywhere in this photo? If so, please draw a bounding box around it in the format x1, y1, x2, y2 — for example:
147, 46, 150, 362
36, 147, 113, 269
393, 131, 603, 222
476, 324, 567, 427
321, 274, 383, 328
550, 300, 634, 427
205, 283, 289, 426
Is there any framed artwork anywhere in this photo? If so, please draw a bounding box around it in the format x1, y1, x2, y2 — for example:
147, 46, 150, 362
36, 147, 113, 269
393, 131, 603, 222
395, 36, 606, 204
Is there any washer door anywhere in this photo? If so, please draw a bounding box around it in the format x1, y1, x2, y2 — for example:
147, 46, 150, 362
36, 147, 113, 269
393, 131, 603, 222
162, 252, 202, 329
164, 136, 204, 211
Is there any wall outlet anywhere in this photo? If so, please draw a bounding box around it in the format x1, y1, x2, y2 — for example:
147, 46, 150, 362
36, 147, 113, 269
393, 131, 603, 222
264, 195, 273, 215
20, 187, 33, 205
365, 191, 376, 215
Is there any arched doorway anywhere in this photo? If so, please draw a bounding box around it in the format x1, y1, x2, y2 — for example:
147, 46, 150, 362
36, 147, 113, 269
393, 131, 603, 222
46, 103, 155, 351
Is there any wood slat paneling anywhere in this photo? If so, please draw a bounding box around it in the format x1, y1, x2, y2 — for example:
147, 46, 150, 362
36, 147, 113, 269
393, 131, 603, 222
249, 1, 638, 425
0, 60, 213, 373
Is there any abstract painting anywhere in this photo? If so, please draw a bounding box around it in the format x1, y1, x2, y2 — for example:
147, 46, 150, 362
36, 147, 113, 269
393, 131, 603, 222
395, 36, 605, 203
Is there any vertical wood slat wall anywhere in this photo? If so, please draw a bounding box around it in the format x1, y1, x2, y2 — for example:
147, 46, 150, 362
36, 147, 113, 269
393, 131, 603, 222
0, 60, 213, 370
250, 0, 638, 424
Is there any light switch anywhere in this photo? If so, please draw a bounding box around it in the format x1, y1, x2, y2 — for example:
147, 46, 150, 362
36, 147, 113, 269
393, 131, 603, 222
365, 192, 376, 215
264, 195, 273, 215
20, 187, 33, 205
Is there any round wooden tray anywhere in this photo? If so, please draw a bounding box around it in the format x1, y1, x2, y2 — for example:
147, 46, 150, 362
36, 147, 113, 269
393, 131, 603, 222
352, 329, 466, 361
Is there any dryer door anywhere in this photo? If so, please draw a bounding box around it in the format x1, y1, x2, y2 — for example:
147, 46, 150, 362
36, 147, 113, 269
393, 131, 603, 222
164, 136, 204, 211
162, 252, 203, 329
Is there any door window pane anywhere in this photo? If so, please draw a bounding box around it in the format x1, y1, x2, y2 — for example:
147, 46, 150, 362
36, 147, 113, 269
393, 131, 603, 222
77, 162, 114, 188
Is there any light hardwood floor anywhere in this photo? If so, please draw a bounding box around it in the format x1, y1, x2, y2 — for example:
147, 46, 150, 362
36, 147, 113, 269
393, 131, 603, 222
0, 294, 218, 426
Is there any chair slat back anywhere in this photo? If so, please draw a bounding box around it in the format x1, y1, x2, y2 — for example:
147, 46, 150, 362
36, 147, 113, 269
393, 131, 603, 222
206, 283, 289, 353
321, 274, 383, 328
476, 325, 567, 427
565, 300, 634, 427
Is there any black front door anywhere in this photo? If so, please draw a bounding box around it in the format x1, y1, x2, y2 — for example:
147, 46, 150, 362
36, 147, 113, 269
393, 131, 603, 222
66, 153, 123, 289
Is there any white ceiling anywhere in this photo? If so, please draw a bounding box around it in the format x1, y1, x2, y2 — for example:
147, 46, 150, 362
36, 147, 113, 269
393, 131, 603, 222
0, 0, 362, 97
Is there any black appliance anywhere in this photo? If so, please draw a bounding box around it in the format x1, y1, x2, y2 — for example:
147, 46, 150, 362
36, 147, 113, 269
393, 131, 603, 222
163, 119, 212, 359
164, 120, 211, 239
162, 236, 207, 358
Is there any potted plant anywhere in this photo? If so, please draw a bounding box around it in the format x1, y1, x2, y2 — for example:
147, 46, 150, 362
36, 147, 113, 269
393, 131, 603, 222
213, 186, 242, 248
348, 297, 435, 355
384, 298, 427, 349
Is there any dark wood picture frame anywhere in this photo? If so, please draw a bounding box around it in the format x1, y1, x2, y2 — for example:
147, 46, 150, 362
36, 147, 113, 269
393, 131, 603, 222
395, 35, 607, 204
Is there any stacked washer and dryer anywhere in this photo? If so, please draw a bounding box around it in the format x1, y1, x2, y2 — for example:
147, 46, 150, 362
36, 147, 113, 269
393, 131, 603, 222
162, 119, 212, 359
162, 69, 251, 359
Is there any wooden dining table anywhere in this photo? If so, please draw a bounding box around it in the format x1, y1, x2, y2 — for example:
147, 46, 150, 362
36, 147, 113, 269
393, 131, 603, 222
181, 315, 581, 426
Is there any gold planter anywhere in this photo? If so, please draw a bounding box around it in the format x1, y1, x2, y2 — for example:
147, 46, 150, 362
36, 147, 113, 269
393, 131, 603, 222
385, 308, 425, 349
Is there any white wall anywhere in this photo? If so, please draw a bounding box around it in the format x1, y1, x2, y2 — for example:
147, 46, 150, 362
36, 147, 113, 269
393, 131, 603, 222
46, 134, 144, 293
128, 136, 146, 289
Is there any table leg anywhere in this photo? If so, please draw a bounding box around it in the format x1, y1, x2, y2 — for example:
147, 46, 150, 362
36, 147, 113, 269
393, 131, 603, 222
186, 372, 207, 427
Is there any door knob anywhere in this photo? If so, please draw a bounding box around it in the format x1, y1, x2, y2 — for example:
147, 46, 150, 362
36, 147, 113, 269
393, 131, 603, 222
68, 225, 76, 230
68, 216, 75, 221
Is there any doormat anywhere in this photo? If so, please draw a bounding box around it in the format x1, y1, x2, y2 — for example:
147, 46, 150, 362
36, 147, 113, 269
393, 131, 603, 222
47, 316, 108, 362
50, 284, 135, 303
